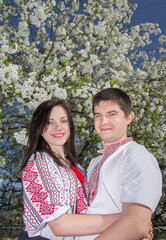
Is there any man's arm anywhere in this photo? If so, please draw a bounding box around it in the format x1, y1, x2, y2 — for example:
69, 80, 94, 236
95, 202, 152, 240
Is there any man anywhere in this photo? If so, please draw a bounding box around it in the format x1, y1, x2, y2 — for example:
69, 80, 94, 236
76, 88, 162, 240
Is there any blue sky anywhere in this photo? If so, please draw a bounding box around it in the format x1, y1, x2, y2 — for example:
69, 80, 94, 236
131, 0, 166, 54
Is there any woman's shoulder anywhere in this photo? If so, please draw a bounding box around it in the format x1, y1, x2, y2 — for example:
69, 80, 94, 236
32, 151, 51, 161
24, 151, 54, 169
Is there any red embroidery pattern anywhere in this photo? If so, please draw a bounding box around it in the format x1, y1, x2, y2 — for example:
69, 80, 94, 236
58, 166, 88, 214
22, 152, 88, 231
70, 165, 85, 183
88, 138, 133, 202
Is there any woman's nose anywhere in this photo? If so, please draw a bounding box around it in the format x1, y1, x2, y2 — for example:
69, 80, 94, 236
53, 122, 62, 130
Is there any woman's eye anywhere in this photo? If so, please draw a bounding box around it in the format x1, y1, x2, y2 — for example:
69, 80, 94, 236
61, 119, 68, 123
48, 121, 54, 125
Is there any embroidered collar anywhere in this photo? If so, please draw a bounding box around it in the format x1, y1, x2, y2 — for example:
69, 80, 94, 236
88, 137, 133, 202
103, 137, 133, 158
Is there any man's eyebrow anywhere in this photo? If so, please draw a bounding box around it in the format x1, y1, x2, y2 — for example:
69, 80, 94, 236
94, 110, 118, 114
107, 110, 118, 113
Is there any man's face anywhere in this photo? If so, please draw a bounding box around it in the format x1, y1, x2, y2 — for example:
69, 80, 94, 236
94, 101, 133, 145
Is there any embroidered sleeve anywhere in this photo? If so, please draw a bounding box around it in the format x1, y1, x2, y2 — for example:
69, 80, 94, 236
22, 152, 70, 231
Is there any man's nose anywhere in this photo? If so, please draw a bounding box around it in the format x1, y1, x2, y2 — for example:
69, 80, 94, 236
100, 116, 109, 124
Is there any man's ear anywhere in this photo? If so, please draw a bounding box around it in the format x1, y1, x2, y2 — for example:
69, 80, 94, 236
127, 112, 134, 125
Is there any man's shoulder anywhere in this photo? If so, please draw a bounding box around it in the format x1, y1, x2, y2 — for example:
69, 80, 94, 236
123, 141, 158, 164
124, 140, 147, 152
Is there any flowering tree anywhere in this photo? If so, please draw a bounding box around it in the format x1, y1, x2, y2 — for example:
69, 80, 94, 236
0, 0, 166, 237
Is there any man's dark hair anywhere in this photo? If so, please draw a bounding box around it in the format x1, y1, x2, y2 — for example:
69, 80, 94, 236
92, 88, 132, 116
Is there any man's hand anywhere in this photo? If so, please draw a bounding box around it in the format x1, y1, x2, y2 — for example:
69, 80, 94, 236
147, 223, 153, 240
95, 203, 152, 240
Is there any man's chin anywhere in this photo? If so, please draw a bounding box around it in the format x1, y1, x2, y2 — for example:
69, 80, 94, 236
100, 136, 113, 144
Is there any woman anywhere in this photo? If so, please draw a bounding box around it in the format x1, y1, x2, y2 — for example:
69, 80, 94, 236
19, 98, 121, 240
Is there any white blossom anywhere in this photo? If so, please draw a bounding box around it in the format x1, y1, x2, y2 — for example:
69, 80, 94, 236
14, 129, 28, 146
0, 0, 165, 202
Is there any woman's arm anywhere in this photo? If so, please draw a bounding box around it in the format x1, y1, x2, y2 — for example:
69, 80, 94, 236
48, 212, 121, 236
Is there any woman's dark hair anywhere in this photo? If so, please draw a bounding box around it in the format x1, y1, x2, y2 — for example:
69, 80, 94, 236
92, 88, 132, 117
21, 99, 77, 170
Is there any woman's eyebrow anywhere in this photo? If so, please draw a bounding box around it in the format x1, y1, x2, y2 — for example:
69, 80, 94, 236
49, 116, 68, 120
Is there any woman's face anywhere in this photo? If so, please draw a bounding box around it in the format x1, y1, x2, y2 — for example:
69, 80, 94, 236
42, 105, 70, 154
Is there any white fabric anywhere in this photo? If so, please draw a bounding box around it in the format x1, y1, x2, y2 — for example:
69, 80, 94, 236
76, 141, 162, 240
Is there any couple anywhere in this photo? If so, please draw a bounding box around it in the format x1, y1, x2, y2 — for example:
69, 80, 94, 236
19, 88, 162, 240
